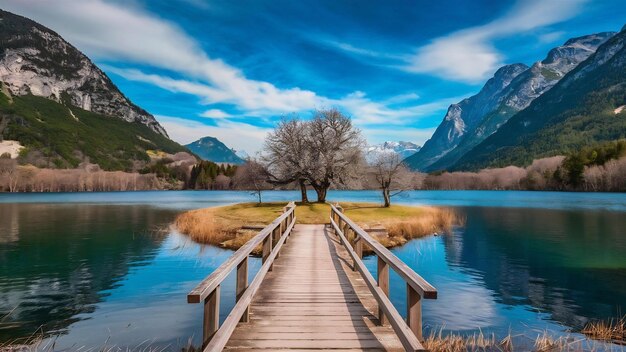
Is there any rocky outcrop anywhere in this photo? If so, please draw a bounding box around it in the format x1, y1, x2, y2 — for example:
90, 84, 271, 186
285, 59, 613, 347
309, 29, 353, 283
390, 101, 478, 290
0, 10, 168, 136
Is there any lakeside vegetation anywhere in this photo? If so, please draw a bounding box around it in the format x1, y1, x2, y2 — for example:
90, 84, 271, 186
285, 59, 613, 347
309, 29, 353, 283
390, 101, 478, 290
174, 202, 463, 252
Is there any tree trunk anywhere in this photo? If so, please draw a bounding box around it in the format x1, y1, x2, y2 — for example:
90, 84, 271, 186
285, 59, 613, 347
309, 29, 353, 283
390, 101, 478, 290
382, 188, 391, 207
299, 178, 309, 203
314, 186, 328, 203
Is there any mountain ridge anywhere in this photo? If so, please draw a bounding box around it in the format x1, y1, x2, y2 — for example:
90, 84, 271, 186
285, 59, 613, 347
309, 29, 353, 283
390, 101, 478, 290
451, 26, 626, 170
185, 136, 244, 164
406, 31, 615, 172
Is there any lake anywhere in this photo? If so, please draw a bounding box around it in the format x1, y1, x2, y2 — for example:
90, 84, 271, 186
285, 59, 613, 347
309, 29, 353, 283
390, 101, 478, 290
0, 190, 625, 349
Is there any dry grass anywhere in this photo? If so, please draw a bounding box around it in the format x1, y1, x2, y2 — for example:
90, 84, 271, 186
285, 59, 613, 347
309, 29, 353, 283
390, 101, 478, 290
582, 316, 626, 345
422, 329, 620, 352
424, 330, 505, 352
174, 202, 463, 251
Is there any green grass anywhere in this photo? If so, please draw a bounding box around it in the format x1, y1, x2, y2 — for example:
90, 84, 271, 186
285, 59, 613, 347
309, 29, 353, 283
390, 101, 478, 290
0, 94, 187, 171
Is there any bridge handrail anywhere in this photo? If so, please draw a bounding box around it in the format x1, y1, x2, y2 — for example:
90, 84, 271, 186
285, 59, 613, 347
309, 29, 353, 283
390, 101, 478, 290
329, 203, 437, 351
187, 201, 297, 350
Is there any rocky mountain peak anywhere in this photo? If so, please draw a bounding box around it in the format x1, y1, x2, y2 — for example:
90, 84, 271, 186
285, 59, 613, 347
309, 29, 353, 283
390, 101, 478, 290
0, 10, 168, 136
406, 31, 615, 172
545, 32, 615, 66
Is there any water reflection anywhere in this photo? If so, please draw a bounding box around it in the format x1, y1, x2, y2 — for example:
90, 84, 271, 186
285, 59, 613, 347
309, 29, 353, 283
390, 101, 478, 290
451, 208, 624, 326
1, 192, 625, 348
0, 204, 172, 342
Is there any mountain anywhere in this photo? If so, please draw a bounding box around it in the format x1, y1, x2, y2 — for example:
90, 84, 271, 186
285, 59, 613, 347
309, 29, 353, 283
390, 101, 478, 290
235, 149, 250, 160
404, 63, 528, 170
452, 26, 626, 170
0, 10, 166, 136
366, 141, 420, 161
185, 136, 244, 164
406, 32, 615, 171
0, 10, 188, 170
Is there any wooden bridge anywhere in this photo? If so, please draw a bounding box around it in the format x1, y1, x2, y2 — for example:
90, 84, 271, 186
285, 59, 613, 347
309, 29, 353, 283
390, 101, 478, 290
188, 202, 437, 351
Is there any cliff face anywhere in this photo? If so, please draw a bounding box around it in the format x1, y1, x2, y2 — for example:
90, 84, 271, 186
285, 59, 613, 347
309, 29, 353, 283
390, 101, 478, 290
0, 10, 167, 136
404, 63, 528, 170
453, 27, 626, 170
407, 31, 615, 172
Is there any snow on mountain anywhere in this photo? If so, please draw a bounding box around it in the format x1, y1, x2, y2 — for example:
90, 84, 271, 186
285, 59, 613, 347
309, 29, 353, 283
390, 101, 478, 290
366, 141, 421, 162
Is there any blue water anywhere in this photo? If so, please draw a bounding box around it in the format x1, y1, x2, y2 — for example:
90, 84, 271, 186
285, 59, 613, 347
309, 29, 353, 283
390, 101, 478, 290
0, 190, 625, 349
2, 190, 626, 211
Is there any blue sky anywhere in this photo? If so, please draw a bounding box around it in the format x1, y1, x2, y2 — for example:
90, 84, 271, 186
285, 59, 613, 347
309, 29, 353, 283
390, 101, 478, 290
3, 0, 626, 153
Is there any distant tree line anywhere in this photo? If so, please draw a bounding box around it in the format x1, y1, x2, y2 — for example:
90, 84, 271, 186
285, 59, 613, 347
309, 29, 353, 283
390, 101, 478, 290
0, 151, 241, 192
422, 140, 626, 192
187, 161, 237, 190
3, 109, 626, 196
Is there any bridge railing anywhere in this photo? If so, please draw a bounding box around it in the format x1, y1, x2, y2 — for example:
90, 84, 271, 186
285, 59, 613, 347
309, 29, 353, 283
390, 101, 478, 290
329, 204, 437, 352
188, 201, 297, 351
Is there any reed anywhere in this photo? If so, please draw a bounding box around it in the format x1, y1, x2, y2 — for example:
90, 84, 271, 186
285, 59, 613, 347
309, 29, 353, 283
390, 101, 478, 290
582, 316, 626, 345
174, 207, 236, 245
383, 207, 464, 240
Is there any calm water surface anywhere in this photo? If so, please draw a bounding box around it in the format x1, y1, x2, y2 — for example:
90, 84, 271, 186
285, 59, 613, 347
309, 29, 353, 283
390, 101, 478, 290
0, 190, 625, 349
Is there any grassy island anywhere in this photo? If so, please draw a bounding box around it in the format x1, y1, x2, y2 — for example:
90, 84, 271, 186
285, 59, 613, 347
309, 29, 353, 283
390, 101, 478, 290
174, 202, 463, 253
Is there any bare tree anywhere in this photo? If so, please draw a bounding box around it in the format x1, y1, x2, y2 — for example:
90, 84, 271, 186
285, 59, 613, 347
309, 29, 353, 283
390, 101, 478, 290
0, 156, 18, 192
233, 159, 272, 203
264, 117, 311, 203
368, 151, 413, 207
305, 108, 365, 203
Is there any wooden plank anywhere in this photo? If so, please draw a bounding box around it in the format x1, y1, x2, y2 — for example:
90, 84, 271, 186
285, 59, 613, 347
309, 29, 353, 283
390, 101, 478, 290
224, 339, 394, 349
222, 224, 406, 351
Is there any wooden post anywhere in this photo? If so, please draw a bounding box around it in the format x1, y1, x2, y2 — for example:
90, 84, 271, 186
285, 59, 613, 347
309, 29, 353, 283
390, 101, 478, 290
263, 232, 273, 271
236, 257, 249, 322
203, 285, 220, 347
377, 257, 389, 325
353, 236, 362, 272
273, 227, 281, 258
342, 223, 350, 244
407, 284, 422, 341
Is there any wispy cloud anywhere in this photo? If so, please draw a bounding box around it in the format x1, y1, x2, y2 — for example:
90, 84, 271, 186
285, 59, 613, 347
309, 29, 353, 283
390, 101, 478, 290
109, 65, 453, 126
318, 0, 587, 83
405, 0, 588, 82
157, 115, 270, 152
3, 0, 320, 113
200, 109, 232, 119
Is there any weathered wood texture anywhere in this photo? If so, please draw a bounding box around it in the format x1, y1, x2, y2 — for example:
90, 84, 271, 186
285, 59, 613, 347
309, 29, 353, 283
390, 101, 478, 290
224, 224, 405, 351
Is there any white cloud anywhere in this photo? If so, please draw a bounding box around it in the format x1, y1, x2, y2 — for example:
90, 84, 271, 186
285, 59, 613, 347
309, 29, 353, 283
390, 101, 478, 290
1, 0, 472, 147
200, 109, 232, 119
2, 0, 322, 112
405, 0, 587, 82
157, 115, 270, 152
108, 65, 454, 126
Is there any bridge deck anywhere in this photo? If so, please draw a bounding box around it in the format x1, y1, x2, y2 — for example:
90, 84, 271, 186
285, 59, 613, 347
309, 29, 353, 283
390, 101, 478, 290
224, 224, 404, 351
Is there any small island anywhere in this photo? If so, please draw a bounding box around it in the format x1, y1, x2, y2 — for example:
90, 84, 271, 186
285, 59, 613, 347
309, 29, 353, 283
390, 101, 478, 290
175, 202, 463, 253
